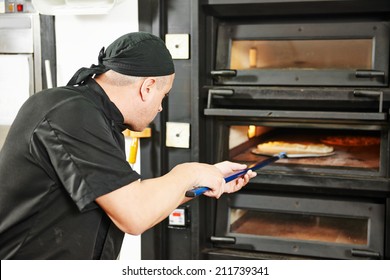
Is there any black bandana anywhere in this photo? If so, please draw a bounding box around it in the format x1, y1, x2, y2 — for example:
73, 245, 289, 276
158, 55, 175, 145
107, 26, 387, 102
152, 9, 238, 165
67, 32, 175, 86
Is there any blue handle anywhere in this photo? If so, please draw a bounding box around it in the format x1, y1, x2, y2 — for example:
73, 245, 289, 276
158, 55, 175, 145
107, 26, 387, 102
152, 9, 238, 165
185, 152, 287, 197
185, 187, 210, 197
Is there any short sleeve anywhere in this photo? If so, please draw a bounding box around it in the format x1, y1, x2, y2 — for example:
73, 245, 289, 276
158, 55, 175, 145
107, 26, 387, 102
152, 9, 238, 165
30, 96, 140, 211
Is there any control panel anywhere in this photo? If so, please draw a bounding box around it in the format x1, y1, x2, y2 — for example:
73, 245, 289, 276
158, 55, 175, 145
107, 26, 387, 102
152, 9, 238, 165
168, 206, 190, 228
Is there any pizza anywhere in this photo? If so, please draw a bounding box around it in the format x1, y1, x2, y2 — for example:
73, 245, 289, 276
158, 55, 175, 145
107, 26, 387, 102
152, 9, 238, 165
321, 136, 380, 146
256, 141, 334, 155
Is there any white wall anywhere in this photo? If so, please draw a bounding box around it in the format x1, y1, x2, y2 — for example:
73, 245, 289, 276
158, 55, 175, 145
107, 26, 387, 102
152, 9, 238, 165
55, 0, 141, 260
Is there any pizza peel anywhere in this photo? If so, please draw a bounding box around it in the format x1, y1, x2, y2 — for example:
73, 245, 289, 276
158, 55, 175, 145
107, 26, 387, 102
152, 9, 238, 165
251, 148, 335, 158
185, 152, 287, 198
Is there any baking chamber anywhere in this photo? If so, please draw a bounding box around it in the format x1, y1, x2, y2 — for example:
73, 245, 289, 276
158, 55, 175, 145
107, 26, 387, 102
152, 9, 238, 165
213, 193, 385, 259
213, 121, 387, 180
213, 20, 389, 87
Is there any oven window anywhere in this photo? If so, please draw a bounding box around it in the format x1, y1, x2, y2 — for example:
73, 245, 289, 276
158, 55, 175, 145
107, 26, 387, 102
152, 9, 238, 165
230, 39, 373, 70
229, 208, 368, 245
216, 21, 389, 86
229, 125, 381, 171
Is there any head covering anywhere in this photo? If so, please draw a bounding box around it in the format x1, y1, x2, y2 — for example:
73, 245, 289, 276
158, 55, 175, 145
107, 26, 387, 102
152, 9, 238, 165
67, 32, 175, 86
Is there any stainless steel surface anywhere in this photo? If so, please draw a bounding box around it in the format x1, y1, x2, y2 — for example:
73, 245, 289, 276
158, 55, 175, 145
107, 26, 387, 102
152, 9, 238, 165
0, 13, 42, 93
0, 13, 42, 150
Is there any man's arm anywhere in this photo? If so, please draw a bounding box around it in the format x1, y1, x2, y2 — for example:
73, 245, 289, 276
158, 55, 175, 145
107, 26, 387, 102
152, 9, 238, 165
96, 161, 255, 235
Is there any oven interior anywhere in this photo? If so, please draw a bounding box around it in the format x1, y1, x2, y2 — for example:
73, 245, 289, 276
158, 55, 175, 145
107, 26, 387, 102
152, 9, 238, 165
213, 20, 389, 87
224, 123, 385, 177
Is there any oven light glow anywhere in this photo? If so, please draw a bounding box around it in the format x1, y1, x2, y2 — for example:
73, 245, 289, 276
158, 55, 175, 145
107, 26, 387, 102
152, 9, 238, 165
247, 125, 256, 138
249, 48, 257, 68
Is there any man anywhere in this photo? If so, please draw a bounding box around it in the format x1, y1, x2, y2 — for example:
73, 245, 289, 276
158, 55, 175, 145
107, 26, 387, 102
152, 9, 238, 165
0, 32, 255, 259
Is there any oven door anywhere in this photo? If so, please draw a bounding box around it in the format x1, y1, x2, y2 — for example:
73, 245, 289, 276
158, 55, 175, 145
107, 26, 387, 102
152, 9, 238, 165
211, 117, 388, 184
213, 193, 385, 259
213, 20, 389, 87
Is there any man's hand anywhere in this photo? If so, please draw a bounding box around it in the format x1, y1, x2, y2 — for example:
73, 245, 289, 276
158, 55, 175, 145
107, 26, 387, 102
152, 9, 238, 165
202, 161, 256, 198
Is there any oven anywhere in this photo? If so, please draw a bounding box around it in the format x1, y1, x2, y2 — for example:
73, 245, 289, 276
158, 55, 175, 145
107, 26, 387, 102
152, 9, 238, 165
199, 1, 390, 260
206, 119, 388, 259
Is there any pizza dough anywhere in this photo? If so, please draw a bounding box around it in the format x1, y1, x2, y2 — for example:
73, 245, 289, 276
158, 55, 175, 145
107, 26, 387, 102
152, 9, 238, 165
256, 141, 334, 155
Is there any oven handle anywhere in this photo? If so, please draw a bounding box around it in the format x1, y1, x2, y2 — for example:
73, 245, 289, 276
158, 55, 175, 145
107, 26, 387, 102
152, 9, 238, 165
210, 236, 236, 244
355, 69, 385, 79
207, 89, 234, 109
353, 89, 383, 113
350, 249, 381, 259
210, 69, 237, 78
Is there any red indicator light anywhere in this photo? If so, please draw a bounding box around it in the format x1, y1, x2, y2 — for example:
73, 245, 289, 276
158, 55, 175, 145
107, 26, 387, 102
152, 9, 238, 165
17, 4, 23, 12
172, 212, 182, 217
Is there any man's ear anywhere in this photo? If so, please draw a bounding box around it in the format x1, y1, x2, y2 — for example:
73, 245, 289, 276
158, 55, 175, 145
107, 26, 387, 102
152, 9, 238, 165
139, 77, 157, 101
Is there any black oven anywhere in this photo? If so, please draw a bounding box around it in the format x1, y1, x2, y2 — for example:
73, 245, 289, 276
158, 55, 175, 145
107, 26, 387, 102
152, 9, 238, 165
206, 18, 390, 113
138, 0, 390, 261
205, 118, 388, 259
199, 2, 390, 260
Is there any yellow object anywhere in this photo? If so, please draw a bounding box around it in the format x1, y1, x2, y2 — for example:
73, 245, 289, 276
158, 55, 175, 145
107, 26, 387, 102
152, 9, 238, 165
128, 137, 139, 164
123, 128, 152, 138
247, 125, 256, 138
249, 48, 257, 68
124, 128, 152, 164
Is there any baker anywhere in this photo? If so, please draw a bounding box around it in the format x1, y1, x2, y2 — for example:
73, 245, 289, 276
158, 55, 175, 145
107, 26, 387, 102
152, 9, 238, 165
0, 32, 256, 259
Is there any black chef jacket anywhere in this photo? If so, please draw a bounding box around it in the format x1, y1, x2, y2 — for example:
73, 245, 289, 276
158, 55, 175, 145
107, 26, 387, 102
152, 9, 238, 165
0, 78, 141, 259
